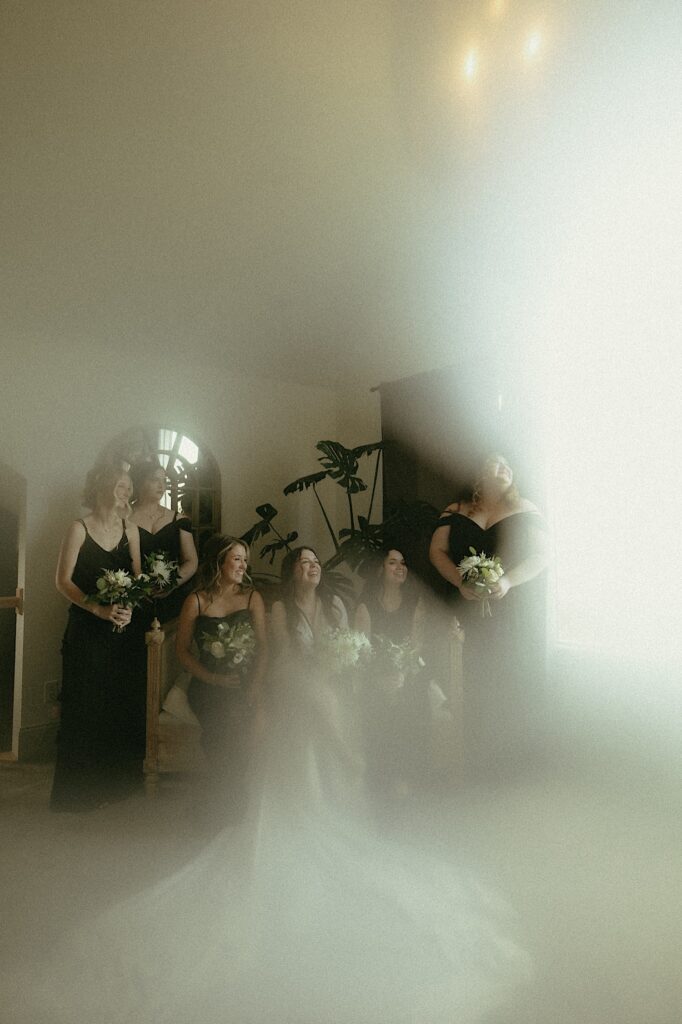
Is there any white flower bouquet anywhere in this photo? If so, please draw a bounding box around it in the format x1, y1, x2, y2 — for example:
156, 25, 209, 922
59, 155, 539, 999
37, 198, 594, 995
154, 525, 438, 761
144, 551, 181, 592
317, 627, 372, 676
457, 547, 505, 617
199, 619, 256, 675
87, 568, 152, 631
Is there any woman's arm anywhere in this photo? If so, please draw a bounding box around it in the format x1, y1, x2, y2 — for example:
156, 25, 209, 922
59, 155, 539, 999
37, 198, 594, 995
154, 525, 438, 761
491, 517, 550, 597
55, 522, 131, 627
175, 592, 239, 688
429, 517, 479, 600
354, 602, 371, 638
269, 600, 291, 660
411, 595, 426, 649
126, 523, 142, 576
176, 519, 198, 586
247, 590, 268, 705
332, 595, 349, 629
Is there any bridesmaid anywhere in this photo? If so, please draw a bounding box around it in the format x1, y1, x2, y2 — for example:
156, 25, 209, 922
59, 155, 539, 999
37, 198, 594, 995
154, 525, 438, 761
176, 535, 267, 821
429, 453, 548, 774
51, 461, 143, 812
354, 549, 429, 799
128, 459, 198, 623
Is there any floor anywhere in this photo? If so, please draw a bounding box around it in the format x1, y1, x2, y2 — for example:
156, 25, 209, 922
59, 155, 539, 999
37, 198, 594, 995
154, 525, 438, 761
2, 723, 681, 1023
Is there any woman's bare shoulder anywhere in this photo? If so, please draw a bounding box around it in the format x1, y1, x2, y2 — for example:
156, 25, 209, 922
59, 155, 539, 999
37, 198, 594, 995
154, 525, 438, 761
518, 497, 541, 514
439, 500, 469, 518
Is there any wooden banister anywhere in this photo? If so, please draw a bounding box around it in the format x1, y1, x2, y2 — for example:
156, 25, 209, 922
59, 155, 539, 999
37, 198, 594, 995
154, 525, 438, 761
144, 617, 165, 794
0, 588, 23, 614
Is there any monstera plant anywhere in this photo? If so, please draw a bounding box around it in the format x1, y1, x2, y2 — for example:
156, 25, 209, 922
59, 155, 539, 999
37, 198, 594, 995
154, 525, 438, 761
241, 440, 383, 595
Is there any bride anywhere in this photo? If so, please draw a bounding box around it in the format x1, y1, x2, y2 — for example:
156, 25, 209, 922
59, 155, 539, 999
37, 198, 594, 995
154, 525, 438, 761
10, 546, 532, 1024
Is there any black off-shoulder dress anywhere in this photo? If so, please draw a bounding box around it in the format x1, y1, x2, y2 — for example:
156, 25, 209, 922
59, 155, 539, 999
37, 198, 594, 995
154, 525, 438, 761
442, 510, 547, 772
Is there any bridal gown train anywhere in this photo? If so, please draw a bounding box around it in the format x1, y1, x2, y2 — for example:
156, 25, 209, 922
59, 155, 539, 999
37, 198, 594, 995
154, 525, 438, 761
10, 646, 533, 1024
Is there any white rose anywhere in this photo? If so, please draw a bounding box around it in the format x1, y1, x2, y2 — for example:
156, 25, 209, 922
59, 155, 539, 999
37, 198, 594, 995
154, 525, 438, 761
210, 641, 225, 659
232, 652, 244, 665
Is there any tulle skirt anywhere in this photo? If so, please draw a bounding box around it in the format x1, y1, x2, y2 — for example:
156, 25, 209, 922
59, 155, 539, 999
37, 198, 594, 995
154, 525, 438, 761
9, 664, 532, 1023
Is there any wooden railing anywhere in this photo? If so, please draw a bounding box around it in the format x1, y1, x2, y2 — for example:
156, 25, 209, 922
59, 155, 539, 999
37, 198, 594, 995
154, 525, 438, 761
144, 617, 205, 795
0, 588, 23, 614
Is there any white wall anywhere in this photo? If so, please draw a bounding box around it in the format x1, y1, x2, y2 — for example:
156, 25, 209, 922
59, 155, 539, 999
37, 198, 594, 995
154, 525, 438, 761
0, 342, 379, 755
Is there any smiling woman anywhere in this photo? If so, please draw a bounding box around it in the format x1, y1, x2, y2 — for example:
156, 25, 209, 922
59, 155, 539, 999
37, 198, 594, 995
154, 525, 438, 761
50, 460, 145, 812
429, 454, 549, 774
175, 535, 267, 823
102, 425, 221, 559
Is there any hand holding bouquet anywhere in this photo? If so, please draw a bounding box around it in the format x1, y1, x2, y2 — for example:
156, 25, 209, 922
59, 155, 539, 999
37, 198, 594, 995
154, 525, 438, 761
457, 547, 505, 617
87, 568, 152, 632
317, 627, 372, 679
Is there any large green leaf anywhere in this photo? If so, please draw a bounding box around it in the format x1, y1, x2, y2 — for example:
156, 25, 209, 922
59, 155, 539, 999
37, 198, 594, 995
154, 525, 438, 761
351, 441, 385, 459
255, 503, 278, 521
259, 530, 298, 564
283, 471, 327, 496
316, 440, 367, 494
241, 519, 272, 546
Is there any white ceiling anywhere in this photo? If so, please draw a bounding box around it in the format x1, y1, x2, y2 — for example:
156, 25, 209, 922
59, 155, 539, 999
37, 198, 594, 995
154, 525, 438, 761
3, 1, 679, 389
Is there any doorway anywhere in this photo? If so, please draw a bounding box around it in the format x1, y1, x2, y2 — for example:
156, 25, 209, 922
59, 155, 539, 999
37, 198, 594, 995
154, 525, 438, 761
0, 463, 25, 760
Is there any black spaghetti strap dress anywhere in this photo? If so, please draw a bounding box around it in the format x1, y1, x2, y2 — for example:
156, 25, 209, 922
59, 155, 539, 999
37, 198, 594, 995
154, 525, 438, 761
138, 511, 196, 624
50, 521, 143, 812
187, 592, 257, 821
361, 592, 430, 795
442, 510, 548, 772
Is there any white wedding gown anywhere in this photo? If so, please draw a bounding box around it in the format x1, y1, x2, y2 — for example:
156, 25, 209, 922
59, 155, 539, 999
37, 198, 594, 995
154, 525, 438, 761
8, 633, 532, 1024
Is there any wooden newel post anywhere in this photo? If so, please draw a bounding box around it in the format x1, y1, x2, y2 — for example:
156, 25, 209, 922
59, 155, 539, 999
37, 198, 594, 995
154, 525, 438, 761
144, 617, 165, 795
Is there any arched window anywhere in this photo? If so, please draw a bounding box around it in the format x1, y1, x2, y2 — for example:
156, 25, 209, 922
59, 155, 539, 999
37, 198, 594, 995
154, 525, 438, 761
104, 425, 221, 556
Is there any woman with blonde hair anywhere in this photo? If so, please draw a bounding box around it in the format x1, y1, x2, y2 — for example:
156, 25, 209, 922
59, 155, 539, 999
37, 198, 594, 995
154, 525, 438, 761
176, 534, 266, 820
51, 460, 143, 811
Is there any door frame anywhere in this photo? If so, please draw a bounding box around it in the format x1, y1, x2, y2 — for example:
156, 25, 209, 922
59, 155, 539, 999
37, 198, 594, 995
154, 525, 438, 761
0, 462, 26, 762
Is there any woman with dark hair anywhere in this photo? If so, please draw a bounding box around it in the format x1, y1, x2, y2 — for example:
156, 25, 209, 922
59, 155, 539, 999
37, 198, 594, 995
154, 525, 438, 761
176, 534, 266, 820
270, 545, 347, 655
50, 461, 143, 811
354, 549, 429, 797
429, 454, 549, 773
128, 458, 198, 623
26, 534, 532, 1022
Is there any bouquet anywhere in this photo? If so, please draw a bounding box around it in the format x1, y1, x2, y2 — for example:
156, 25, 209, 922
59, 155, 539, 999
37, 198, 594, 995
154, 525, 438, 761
87, 569, 152, 632
371, 634, 425, 679
199, 619, 257, 675
144, 551, 181, 592
457, 547, 504, 617
317, 627, 372, 677
367, 634, 425, 699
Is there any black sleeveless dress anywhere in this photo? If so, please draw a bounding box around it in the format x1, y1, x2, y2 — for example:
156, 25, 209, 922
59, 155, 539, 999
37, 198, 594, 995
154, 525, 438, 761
443, 510, 547, 772
187, 598, 256, 821
361, 592, 430, 795
50, 522, 143, 812
138, 512, 195, 624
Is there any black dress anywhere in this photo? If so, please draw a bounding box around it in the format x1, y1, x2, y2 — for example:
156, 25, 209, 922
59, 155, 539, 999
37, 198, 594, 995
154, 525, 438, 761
138, 512, 195, 624
362, 592, 430, 795
50, 521, 143, 812
187, 596, 256, 821
443, 510, 547, 772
